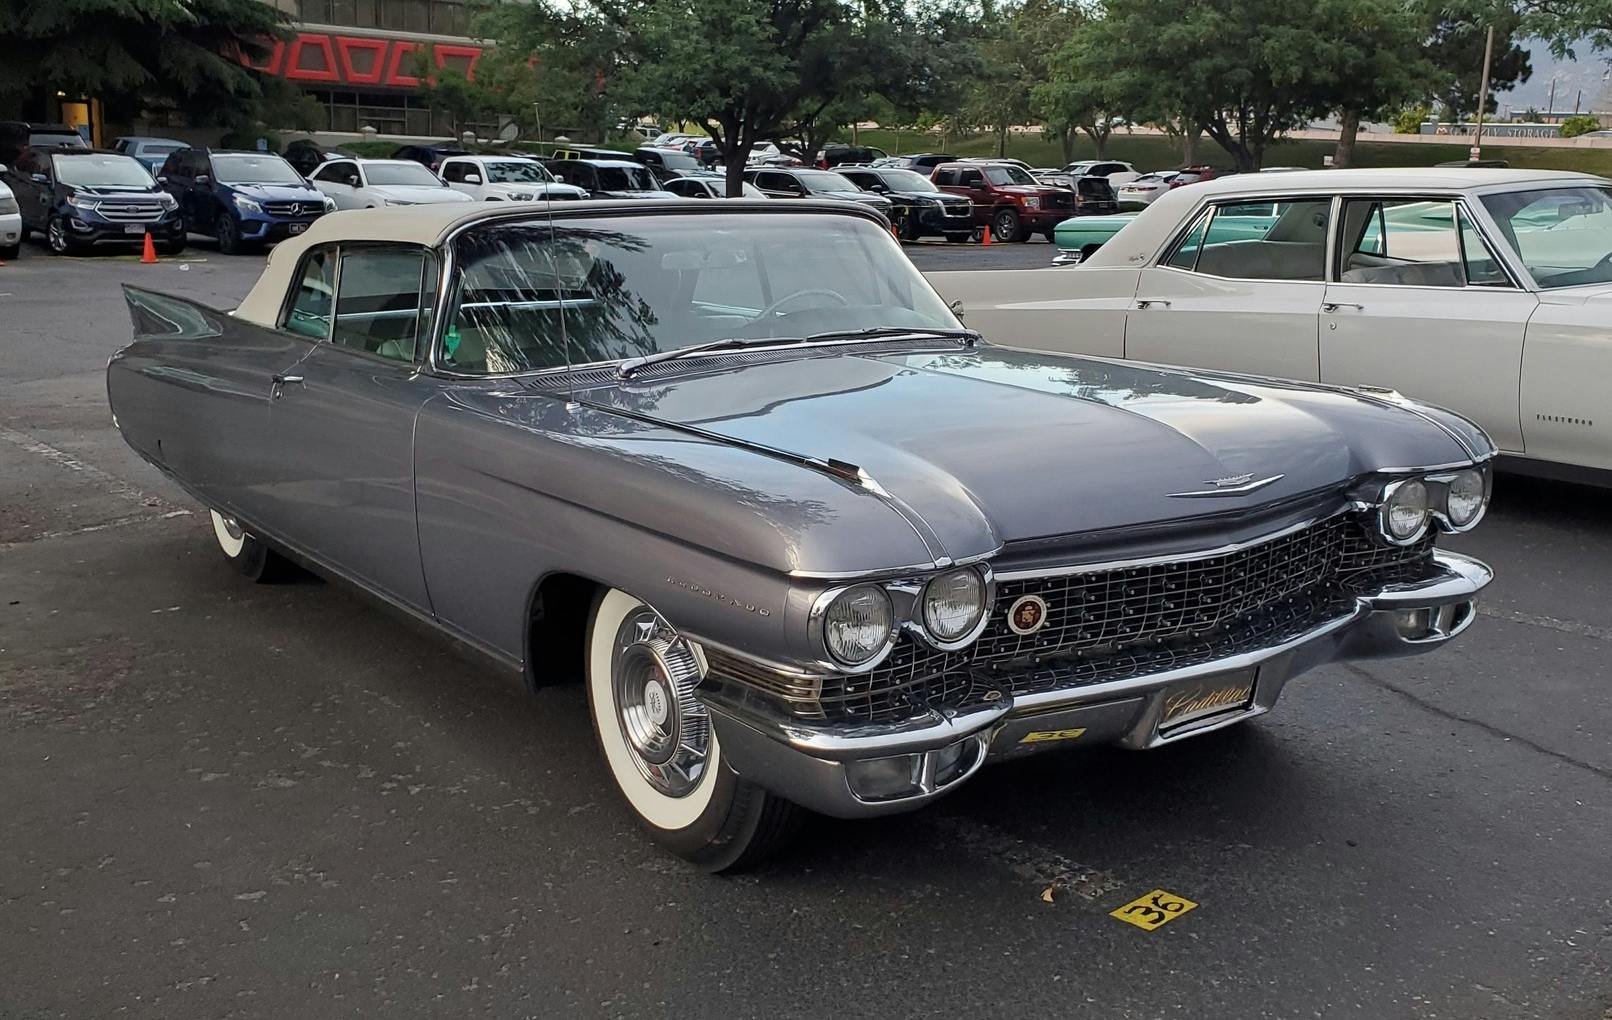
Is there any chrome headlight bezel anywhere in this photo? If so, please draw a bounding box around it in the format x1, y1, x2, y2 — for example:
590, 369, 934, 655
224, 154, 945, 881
917, 566, 993, 650
1378, 477, 1431, 546
811, 583, 897, 670
232, 193, 262, 215
809, 564, 997, 671
1428, 466, 1491, 533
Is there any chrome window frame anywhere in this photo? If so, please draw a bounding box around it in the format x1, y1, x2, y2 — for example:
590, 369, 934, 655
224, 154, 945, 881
1329, 194, 1524, 291
1152, 193, 1338, 285
276, 239, 436, 368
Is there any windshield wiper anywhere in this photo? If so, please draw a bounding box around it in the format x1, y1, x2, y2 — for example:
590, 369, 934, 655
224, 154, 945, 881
614, 327, 980, 380
804, 326, 982, 346
616, 336, 805, 379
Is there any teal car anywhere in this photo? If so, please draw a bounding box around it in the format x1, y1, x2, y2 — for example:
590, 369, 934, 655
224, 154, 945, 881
1052, 202, 1284, 265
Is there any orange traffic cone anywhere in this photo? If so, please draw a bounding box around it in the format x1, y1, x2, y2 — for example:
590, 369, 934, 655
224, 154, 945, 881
981, 224, 992, 246
141, 230, 157, 264
891, 223, 900, 243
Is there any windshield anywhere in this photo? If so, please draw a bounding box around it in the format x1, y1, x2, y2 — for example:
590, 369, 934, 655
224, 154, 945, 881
879, 169, 937, 192
597, 165, 657, 191
483, 161, 554, 184
212, 154, 303, 185
443, 213, 959, 374
797, 170, 857, 193
141, 143, 183, 156
1481, 186, 1612, 289
983, 165, 1037, 186
650, 150, 698, 169
53, 154, 154, 188
365, 162, 443, 186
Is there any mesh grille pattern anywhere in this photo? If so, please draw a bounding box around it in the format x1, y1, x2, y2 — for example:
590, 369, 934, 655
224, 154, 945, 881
708, 510, 1435, 723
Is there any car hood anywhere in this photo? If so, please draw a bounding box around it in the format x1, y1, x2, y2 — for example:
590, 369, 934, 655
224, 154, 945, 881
228, 182, 325, 202
575, 346, 1486, 563
996, 185, 1061, 198
69, 185, 165, 199
363, 184, 473, 204
485, 181, 587, 198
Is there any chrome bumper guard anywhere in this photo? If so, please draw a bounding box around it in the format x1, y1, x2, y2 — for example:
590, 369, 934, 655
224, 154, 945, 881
701, 550, 1492, 819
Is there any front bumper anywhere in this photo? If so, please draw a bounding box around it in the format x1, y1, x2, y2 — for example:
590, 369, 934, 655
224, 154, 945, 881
702, 549, 1491, 819
67, 212, 185, 244
0, 212, 18, 247
239, 214, 325, 242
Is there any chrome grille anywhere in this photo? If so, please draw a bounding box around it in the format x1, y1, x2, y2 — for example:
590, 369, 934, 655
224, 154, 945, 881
264, 201, 322, 216
94, 202, 165, 223
708, 511, 1434, 723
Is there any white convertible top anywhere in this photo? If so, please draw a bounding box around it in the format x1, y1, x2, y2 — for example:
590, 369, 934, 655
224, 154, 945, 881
1083, 166, 1607, 269
231, 199, 857, 327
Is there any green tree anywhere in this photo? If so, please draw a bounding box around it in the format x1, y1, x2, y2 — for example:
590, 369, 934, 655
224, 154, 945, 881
1317, 0, 1437, 168
1393, 103, 1433, 132
0, 0, 288, 126
1425, 9, 1532, 123
1071, 0, 1345, 170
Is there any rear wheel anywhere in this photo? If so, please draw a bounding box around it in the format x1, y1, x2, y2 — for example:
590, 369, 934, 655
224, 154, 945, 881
586, 588, 800, 872
210, 510, 294, 582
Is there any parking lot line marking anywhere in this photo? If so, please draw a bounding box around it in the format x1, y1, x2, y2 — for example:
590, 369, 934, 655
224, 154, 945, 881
929, 814, 1125, 902
1110, 889, 1198, 931
0, 509, 193, 548
0, 424, 169, 509
1477, 605, 1612, 642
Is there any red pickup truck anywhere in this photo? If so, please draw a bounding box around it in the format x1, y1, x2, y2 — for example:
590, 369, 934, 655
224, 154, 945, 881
930, 161, 1086, 242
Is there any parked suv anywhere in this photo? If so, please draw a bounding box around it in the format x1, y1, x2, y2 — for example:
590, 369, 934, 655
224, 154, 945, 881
0, 121, 87, 165
157, 148, 331, 254
930, 160, 1079, 242
3, 147, 185, 256
742, 167, 893, 218
836, 165, 974, 241
817, 143, 888, 168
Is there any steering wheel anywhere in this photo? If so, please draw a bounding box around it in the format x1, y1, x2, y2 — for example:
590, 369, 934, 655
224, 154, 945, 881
752, 288, 850, 320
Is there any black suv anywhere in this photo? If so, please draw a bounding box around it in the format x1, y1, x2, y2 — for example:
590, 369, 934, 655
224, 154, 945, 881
3, 147, 185, 256
836, 165, 975, 242
816, 143, 889, 168
0, 121, 88, 165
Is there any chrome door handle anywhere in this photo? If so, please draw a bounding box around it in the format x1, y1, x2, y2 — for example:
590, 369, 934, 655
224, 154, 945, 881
1322, 302, 1364, 312
1135, 299, 1172, 309
270, 374, 304, 398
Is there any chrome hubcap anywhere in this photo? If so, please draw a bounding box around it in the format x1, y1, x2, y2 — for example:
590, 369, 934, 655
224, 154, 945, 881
48, 221, 65, 251
611, 608, 709, 797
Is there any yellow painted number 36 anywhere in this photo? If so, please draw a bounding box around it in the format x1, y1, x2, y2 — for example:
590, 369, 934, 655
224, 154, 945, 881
1110, 889, 1198, 931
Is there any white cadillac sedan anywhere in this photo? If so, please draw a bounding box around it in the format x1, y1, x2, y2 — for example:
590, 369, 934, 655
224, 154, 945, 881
928, 167, 1612, 477
308, 158, 474, 210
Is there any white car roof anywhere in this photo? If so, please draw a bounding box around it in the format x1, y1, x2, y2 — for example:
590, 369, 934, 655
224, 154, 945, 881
1083, 166, 1609, 270
356, 158, 431, 168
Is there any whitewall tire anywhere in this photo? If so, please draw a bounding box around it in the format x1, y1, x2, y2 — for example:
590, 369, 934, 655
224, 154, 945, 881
209, 510, 292, 582
585, 588, 800, 871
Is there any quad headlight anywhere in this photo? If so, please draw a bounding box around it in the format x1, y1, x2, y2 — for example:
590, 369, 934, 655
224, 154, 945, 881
820, 584, 895, 667
921, 568, 987, 643
1441, 468, 1488, 530
1379, 478, 1431, 545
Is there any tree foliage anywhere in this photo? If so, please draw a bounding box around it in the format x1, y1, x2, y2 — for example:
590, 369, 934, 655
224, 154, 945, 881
1560, 112, 1601, 135
1424, 8, 1532, 122
0, 0, 288, 126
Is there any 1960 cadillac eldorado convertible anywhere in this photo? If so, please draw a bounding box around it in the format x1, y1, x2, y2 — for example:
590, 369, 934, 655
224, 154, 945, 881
109, 201, 1495, 870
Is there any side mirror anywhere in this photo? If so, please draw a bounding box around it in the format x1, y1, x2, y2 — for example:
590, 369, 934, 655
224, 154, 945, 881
0, 164, 7, 174
463, 173, 481, 184
195, 174, 211, 185
156, 175, 168, 184
949, 298, 966, 321
346, 175, 360, 187
31, 173, 48, 184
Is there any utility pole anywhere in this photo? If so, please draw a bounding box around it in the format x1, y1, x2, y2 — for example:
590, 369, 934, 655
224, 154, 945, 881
1472, 23, 1495, 161
1548, 80, 1557, 120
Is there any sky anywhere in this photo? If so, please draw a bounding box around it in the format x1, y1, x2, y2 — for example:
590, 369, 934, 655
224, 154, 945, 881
1500, 40, 1611, 114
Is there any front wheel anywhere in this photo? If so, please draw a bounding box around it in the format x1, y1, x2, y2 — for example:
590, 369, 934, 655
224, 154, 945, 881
216, 215, 248, 255
586, 589, 800, 872
46, 216, 79, 255
991, 207, 1024, 244
210, 510, 293, 582
0, 242, 17, 260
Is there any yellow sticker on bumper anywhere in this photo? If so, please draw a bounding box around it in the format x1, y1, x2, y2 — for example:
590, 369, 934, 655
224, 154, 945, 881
1019, 727, 1086, 744
1110, 889, 1198, 930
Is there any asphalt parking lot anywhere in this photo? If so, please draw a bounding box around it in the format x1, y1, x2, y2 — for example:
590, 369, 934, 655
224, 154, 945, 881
2, 240, 1610, 1020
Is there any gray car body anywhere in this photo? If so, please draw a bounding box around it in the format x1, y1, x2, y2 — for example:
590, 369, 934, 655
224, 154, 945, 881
106, 200, 1492, 725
